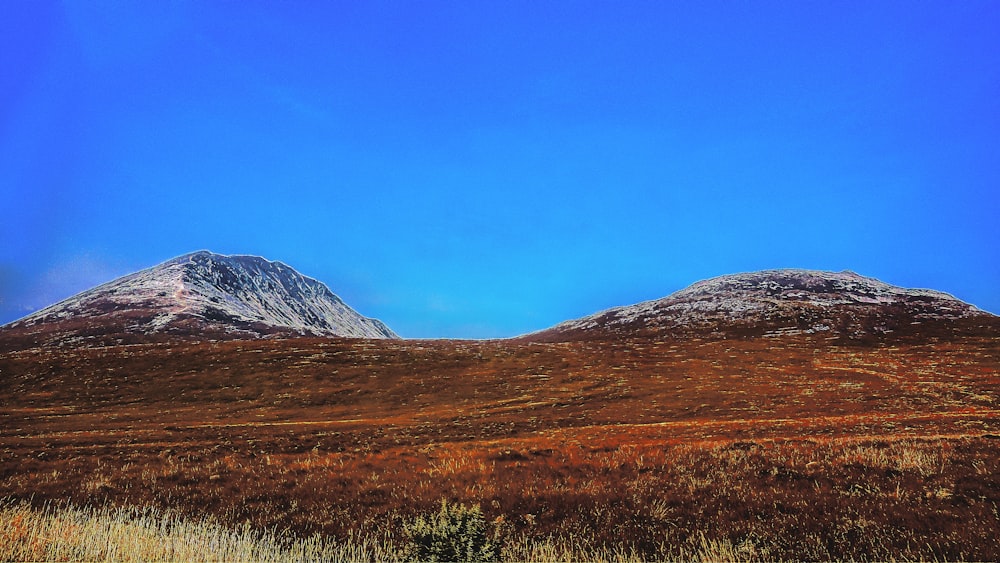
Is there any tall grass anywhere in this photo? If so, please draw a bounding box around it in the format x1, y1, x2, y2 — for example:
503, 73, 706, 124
0, 499, 398, 562
0, 499, 774, 562
5, 434, 994, 561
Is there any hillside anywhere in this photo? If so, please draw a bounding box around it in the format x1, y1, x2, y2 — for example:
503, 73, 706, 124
2, 330, 1000, 559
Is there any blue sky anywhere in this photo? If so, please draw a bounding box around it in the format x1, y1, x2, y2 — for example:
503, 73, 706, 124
2, 1, 998, 338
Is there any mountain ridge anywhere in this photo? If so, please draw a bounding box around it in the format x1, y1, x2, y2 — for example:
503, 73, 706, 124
2, 251, 397, 346
528, 268, 995, 342
4, 259, 995, 348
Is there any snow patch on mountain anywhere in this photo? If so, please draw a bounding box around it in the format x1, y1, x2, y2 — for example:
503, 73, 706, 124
9, 251, 397, 339
544, 269, 988, 338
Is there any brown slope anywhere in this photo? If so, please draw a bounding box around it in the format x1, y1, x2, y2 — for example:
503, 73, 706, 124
2, 332, 1000, 559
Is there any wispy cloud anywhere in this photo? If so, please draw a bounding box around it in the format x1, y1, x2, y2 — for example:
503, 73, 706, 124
0, 254, 130, 323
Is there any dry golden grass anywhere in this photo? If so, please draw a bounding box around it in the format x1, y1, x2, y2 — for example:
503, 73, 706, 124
0, 499, 397, 562
0, 499, 804, 562
2, 432, 998, 561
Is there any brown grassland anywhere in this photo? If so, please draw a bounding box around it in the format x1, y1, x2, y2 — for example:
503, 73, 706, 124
1, 331, 999, 560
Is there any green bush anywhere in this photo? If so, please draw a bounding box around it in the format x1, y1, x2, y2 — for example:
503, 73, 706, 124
403, 499, 501, 562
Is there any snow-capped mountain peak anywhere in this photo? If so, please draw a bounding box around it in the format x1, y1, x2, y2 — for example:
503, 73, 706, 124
6, 251, 397, 343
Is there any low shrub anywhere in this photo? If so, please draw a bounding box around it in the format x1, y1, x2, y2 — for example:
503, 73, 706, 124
402, 500, 501, 562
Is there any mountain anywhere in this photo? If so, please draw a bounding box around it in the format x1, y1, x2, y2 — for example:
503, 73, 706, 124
529, 269, 996, 342
1, 251, 397, 346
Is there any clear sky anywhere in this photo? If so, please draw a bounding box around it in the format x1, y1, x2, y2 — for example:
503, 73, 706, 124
2, 1, 998, 338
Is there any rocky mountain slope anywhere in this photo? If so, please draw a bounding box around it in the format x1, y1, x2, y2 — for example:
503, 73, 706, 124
1, 251, 397, 346
530, 269, 995, 342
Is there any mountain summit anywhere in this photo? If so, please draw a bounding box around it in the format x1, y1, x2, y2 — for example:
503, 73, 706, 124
531, 269, 993, 342
3, 251, 397, 345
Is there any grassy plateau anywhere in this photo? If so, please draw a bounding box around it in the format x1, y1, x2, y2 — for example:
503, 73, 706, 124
1, 332, 999, 560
